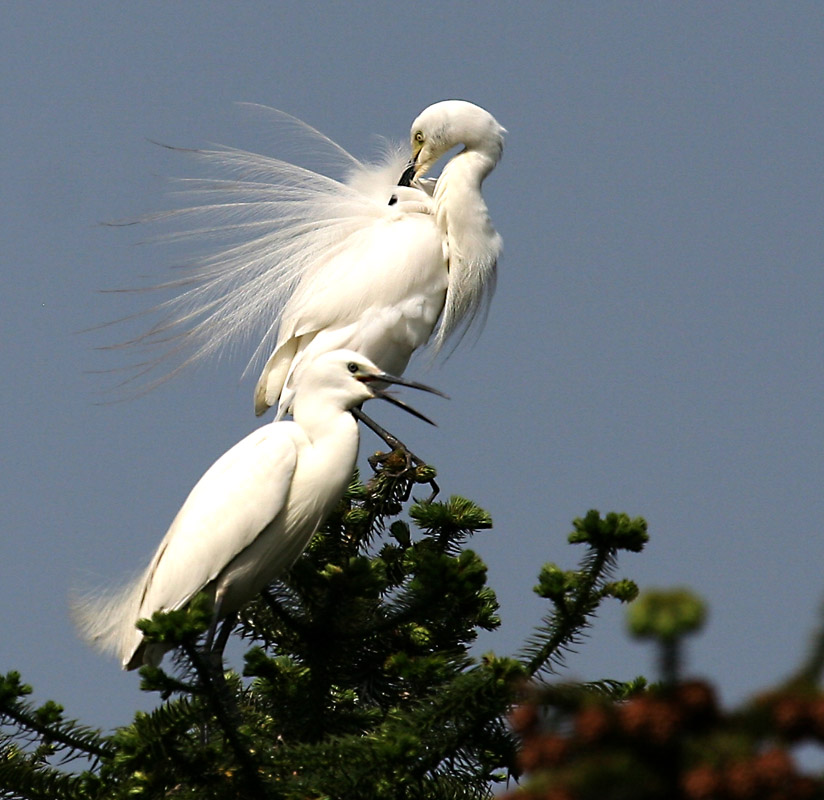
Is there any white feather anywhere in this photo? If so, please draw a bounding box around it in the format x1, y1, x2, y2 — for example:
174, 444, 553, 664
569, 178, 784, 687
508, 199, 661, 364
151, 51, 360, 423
106, 102, 504, 413
73, 349, 438, 669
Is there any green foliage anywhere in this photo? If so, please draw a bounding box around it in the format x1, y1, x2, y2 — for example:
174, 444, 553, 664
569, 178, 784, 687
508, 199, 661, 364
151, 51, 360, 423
627, 588, 708, 685
0, 673, 109, 800
627, 588, 707, 643
0, 460, 647, 799
568, 510, 648, 552
520, 511, 647, 677
135, 592, 214, 648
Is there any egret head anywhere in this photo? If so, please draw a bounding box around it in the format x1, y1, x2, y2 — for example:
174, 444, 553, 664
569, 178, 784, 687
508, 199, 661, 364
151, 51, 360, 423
295, 350, 446, 425
399, 100, 506, 185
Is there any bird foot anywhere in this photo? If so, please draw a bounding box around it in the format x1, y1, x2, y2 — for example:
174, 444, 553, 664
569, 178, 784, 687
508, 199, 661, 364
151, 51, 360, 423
352, 407, 439, 502
367, 447, 440, 503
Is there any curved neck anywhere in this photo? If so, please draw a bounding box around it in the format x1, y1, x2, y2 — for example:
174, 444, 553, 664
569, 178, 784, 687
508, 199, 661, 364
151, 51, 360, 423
430, 146, 502, 351
434, 150, 501, 265
436, 147, 498, 196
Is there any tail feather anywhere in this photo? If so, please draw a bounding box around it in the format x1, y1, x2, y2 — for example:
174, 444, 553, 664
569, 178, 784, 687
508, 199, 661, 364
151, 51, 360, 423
70, 569, 148, 669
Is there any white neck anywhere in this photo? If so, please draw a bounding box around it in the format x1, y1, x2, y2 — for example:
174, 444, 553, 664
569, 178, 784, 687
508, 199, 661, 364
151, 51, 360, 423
289, 401, 360, 517
435, 149, 499, 249
293, 394, 359, 446
263, 403, 359, 586
430, 149, 502, 350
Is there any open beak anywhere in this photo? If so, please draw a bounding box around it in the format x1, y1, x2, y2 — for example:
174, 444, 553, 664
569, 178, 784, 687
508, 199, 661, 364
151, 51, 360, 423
397, 154, 419, 187
362, 371, 448, 426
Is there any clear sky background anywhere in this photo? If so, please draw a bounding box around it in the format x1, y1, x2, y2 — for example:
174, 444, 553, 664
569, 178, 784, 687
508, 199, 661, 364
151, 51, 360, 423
2, 3, 822, 736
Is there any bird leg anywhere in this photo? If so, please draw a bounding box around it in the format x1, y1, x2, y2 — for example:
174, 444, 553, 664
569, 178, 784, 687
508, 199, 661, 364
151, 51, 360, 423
351, 407, 440, 501
211, 613, 237, 659
203, 594, 236, 667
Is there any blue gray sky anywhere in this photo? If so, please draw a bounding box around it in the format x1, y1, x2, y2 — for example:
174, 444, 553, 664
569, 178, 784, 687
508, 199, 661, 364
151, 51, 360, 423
2, 3, 823, 733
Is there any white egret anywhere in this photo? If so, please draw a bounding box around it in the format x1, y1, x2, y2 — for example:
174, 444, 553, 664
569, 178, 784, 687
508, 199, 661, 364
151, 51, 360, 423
112, 101, 504, 417
73, 350, 443, 670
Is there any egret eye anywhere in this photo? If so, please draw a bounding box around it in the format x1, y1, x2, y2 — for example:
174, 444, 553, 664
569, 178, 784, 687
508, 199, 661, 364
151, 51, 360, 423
347, 362, 359, 374
414, 131, 424, 143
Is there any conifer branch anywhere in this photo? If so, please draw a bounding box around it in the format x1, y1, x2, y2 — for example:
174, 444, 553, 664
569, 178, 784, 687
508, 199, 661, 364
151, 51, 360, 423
181, 643, 271, 798
3, 466, 653, 798
0, 672, 111, 763
519, 511, 647, 677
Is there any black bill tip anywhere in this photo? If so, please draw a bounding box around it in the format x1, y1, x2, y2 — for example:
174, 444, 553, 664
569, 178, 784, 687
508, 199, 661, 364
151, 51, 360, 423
374, 391, 438, 426
397, 161, 417, 187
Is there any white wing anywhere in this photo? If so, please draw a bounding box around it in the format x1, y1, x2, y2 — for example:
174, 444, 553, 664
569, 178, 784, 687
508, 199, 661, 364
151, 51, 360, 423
135, 422, 300, 617
72, 420, 300, 667
255, 207, 448, 415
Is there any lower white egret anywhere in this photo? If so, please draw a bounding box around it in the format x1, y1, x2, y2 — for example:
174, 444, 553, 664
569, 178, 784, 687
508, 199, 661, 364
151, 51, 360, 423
111, 101, 504, 417
73, 350, 443, 670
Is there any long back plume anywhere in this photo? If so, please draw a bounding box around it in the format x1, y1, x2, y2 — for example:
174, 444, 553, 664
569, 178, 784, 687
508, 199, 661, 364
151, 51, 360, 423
100, 106, 411, 392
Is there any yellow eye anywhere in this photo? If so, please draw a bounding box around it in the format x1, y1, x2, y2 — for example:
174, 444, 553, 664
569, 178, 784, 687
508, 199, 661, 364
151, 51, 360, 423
414, 131, 424, 143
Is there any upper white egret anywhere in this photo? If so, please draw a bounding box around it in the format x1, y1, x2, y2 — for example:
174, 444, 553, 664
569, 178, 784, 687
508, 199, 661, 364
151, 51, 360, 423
113, 101, 504, 416
73, 350, 443, 669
